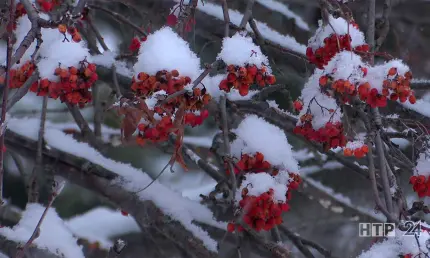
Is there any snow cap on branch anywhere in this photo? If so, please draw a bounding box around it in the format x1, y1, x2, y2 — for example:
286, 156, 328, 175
230, 115, 299, 172
218, 33, 271, 72
297, 69, 342, 129
308, 15, 365, 51
13, 15, 91, 80
133, 26, 201, 80
0, 203, 85, 258
237, 172, 288, 202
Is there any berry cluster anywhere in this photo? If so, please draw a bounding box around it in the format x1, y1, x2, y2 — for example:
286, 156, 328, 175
136, 116, 173, 146
37, 0, 60, 12
0, 61, 37, 89
31, 61, 97, 107
131, 70, 212, 146
129, 37, 147, 53
320, 76, 356, 104
227, 152, 300, 232
286, 173, 301, 201
306, 34, 370, 68
227, 152, 273, 175
382, 68, 415, 104
15, 3, 27, 22
343, 144, 369, 159
410, 175, 430, 198
294, 115, 347, 150
219, 64, 276, 96
58, 25, 82, 43
227, 188, 288, 233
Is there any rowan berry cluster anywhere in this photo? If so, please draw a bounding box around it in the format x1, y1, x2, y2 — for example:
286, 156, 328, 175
219, 64, 276, 96
306, 33, 370, 69
227, 188, 288, 233
0, 61, 37, 89
129, 37, 147, 53
226, 152, 272, 175
37, 0, 61, 12
31, 61, 97, 107
410, 175, 430, 198
15, 3, 27, 21
382, 68, 414, 103
294, 115, 347, 150
227, 152, 300, 232
343, 142, 369, 159
131, 69, 212, 146
58, 24, 82, 43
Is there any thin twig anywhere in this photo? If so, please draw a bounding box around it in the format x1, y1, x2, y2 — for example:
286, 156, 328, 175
112, 64, 122, 98
87, 13, 110, 52
239, 0, 255, 29
220, 0, 230, 37
27, 95, 47, 203
15, 191, 59, 258
66, 102, 103, 150
88, 4, 147, 37
278, 225, 315, 258
220, 96, 236, 201
0, 0, 16, 205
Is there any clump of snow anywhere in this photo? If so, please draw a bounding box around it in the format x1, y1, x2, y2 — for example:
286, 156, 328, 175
0, 203, 84, 258
218, 33, 270, 70
65, 207, 140, 249
345, 141, 365, 149
230, 115, 299, 172
357, 226, 430, 258
297, 69, 342, 129
7, 116, 223, 252
365, 59, 410, 92
415, 142, 430, 178
237, 173, 288, 202
196, 2, 306, 54
308, 15, 365, 51
13, 15, 91, 79
255, 0, 309, 31
92, 51, 133, 78
134, 27, 201, 80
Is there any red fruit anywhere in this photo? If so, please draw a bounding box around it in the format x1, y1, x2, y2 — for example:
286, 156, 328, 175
265, 75, 276, 85
87, 63, 97, 73
319, 76, 328, 86
166, 14, 178, 26
41, 1, 53, 12
129, 37, 141, 52
200, 110, 209, 119
409, 95, 416, 104
137, 124, 146, 131
120, 210, 128, 216
227, 223, 235, 232
388, 67, 397, 76
227, 73, 237, 83
293, 100, 303, 111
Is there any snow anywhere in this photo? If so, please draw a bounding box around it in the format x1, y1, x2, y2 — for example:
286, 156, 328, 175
91, 51, 133, 78
0, 203, 84, 258
65, 207, 140, 249
7, 116, 224, 252
218, 33, 270, 70
13, 15, 91, 80
230, 115, 299, 172
196, 2, 306, 55
134, 27, 201, 80
415, 141, 430, 177
357, 226, 430, 258
300, 161, 343, 175
303, 177, 385, 221
402, 99, 430, 118
297, 68, 342, 129
255, 0, 310, 31
308, 15, 365, 51
237, 172, 288, 202
365, 59, 410, 92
